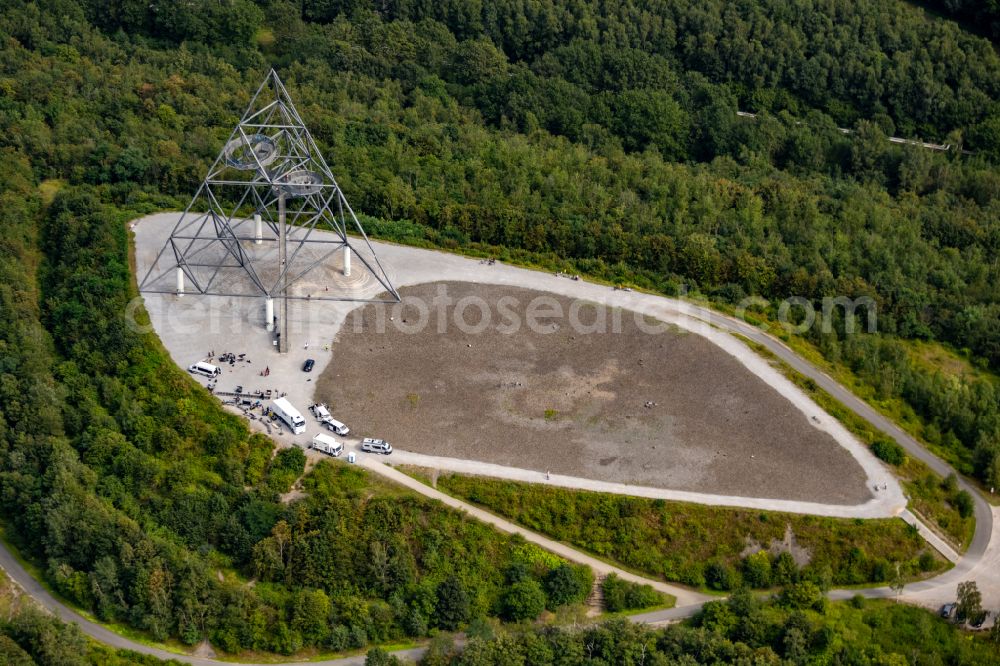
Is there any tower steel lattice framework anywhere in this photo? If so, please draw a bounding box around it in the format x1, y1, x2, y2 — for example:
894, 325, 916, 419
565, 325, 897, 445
139, 69, 400, 352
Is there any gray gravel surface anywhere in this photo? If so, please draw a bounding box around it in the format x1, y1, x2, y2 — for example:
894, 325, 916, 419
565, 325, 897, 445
319, 282, 871, 504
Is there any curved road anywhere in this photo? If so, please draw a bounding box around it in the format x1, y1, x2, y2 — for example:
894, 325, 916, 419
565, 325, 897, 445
673, 300, 994, 566
1, 230, 995, 662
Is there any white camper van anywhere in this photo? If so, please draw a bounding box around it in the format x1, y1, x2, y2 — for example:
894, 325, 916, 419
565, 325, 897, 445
270, 397, 306, 435
188, 362, 221, 378
361, 437, 392, 455
310, 433, 343, 457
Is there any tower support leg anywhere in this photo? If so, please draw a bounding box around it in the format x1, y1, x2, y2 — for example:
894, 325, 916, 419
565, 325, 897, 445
278, 192, 289, 353
176, 266, 184, 296
344, 246, 351, 277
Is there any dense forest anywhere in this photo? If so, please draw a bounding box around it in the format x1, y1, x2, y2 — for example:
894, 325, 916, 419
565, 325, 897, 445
2, 567, 999, 666
403, 591, 1000, 665
1, 0, 1000, 657
0, 570, 176, 666
923, 0, 1000, 41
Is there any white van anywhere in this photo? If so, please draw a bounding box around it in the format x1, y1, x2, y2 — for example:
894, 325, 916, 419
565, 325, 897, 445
361, 437, 392, 455
322, 418, 350, 436
310, 403, 332, 420
188, 362, 221, 378
310, 433, 343, 457
270, 397, 306, 435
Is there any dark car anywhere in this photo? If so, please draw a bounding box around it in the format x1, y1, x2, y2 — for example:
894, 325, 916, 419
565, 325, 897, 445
302, 358, 315, 372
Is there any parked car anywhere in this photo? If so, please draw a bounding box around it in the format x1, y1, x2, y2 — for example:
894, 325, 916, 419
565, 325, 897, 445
361, 437, 392, 455
972, 610, 991, 628
302, 358, 315, 372
940, 603, 956, 618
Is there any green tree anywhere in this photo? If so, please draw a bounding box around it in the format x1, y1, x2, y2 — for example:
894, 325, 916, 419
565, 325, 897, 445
365, 646, 400, 666
955, 490, 974, 519
543, 564, 589, 609
500, 579, 546, 622
434, 576, 470, 630
772, 552, 799, 586
292, 588, 331, 645
956, 580, 985, 625
780, 581, 823, 611
742, 551, 772, 589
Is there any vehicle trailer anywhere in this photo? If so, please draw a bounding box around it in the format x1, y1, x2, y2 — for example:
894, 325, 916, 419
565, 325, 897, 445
271, 397, 307, 435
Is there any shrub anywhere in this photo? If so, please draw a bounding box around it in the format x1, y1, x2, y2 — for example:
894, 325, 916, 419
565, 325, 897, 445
602, 574, 665, 613
872, 439, 906, 466
779, 581, 824, 611
365, 647, 400, 666
544, 564, 591, 609
501, 579, 547, 622
705, 560, 740, 591
272, 446, 306, 474
954, 490, 974, 519
742, 551, 772, 588
918, 551, 937, 572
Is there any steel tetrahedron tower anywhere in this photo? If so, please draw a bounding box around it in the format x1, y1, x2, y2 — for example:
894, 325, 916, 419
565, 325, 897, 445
139, 68, 399, 351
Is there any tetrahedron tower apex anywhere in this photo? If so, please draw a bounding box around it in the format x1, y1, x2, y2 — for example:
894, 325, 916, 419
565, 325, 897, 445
139, 68, 399, 351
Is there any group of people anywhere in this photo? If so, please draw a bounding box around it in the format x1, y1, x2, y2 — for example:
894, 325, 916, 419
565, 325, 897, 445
208, 350, 248, 366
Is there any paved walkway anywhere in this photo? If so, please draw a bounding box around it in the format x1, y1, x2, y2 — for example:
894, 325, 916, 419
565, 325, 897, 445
387, 449, 903, 519
899, 509, 961, 564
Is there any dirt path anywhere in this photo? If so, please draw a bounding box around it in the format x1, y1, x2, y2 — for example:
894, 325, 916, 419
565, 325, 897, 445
357, 457, 709, 606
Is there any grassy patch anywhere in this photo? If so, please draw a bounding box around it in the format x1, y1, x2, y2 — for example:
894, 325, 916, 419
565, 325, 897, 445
434, 474, 944, 591
37, 178, 65, 204
902, 461, 977, 551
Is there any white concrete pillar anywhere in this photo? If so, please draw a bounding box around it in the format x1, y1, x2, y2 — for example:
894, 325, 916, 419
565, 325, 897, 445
254, 213, 262, 244
175, 266, 184, 296
265, 297, 274, 332
343, 246, 351, 277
